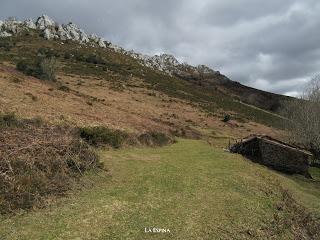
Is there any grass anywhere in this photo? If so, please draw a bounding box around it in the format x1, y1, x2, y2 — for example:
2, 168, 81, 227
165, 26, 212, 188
1, 139, 319, 239
0, 34, 285, 129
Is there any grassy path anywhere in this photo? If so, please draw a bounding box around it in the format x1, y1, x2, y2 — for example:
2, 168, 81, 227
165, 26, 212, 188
1, 139, 320, 239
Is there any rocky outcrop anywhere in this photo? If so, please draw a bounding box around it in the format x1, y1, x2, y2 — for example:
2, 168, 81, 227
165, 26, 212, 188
36, 15, 56, 30
0, 15, 105, 48
2, 18, 23, 34
0, 31, 12, 37
0, 15, 289, 112
0, 14, 219, 79
24, 19, 37, 29
138, 54, 221, 78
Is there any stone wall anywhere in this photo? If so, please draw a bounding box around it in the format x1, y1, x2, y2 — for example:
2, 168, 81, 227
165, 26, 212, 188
230, 136, 312, 177
259, 140, 311, 176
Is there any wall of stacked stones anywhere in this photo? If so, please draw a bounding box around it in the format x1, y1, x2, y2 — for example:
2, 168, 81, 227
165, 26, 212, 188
258, 140, 310, 175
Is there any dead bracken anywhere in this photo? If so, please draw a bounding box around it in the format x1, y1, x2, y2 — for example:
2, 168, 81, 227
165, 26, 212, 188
0, 114, 100, 213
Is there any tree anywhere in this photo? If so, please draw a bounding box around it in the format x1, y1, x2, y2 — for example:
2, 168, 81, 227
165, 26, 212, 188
283, 75, 320, 160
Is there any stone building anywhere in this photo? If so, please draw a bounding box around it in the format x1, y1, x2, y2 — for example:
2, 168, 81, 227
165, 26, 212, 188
230, 135, 313, 177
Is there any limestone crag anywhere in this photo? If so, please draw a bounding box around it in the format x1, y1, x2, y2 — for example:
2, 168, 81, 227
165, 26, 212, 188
36, 15, 55, 30
24, 19, 37, 29
0, 15, 106, 48
0, 15, 219, 78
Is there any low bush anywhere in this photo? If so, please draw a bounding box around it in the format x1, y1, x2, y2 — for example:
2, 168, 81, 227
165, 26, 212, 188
64, 52, 72, 59
38, 57, 57, 81
85, 54, 106, 65
79, 126, 128, 148
58, 85, 70, 92
0, 112, 19, 128
16, 57, 57, 81
222, 114, 231, 122
138, 132, 173, 147
37, 48, 60, 58
0, 39, 15, 51
63, 51, 106, 65
0, 119, 100, 213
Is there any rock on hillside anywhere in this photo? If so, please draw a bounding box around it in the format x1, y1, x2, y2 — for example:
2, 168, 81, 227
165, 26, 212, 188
0, 15, 218, 78
0, 15, 106, 47
0, 15, 291, 112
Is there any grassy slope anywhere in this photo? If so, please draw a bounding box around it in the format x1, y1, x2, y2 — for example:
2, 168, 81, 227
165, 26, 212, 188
1, 139, 319, 240
0, 33, 284, 129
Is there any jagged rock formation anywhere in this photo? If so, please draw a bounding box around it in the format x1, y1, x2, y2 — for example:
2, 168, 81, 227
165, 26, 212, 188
0, 15, 291, 112
0, 15, 218, 78
109, 44, 221, 78
0, 15, 106, 48
24, 19, 37, 29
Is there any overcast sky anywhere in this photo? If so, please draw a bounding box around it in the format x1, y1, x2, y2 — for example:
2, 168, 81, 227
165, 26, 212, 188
1, 0, 320, 96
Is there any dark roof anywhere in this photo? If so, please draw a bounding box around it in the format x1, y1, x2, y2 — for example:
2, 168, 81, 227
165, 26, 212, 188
239, 135, 313, 156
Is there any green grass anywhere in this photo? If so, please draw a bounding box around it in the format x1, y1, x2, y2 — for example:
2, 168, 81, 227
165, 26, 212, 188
1, 139, 319, 239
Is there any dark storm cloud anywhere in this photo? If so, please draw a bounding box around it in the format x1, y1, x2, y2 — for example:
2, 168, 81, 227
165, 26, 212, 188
1, 0, 320, 96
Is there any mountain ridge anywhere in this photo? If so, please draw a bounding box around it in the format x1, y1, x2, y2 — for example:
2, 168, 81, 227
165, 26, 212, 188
0, 14, 292, 113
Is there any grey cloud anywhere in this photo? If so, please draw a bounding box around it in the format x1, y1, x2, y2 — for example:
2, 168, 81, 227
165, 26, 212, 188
1, 0, 320, 96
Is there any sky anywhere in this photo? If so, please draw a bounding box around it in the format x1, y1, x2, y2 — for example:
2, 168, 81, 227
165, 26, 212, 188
1, 0, 320, 96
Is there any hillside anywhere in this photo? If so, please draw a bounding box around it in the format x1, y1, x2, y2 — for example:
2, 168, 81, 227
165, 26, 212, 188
0, 15, 287, 130
1, 15, 320, 240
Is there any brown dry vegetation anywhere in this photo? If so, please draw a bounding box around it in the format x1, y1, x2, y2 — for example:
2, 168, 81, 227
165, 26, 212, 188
0, 115, 99, 213
0, 63, 282, 140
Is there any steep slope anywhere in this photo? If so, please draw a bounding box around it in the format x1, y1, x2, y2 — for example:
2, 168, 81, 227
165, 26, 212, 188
0, 63, 279, 138
1, 16, 320, 240
0, 15, 286, 131
0, 15, 290, 114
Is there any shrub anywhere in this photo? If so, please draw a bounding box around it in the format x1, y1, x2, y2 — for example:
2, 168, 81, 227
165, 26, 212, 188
0, 40, 15, 51
38, 57, 57, 81
16, 57, 57, 81
64, 52, 72, 59
85, 54, 106, 65
0, 112, 19, 127
79, 126, 128, 148
0, 120, 100, 213
37, 48, 59, 58
58, 85, 70, 92
222, 114, 231, 122
138, 132, 173, 146
16, 60, 28, 72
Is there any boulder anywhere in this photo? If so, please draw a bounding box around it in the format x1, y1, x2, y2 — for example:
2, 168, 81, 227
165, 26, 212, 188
90, 34, 99, 42
56, 24, 68, 40
79, 32, 90, 43
0, 31, 12, 38
109, 43, 123, 53
98, 38, 106, 48
3, 20, 21, 34
24, 19, 36, 29
64, 23, 80, 41
36, 15, 55, 30
43, 28, 54, 40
